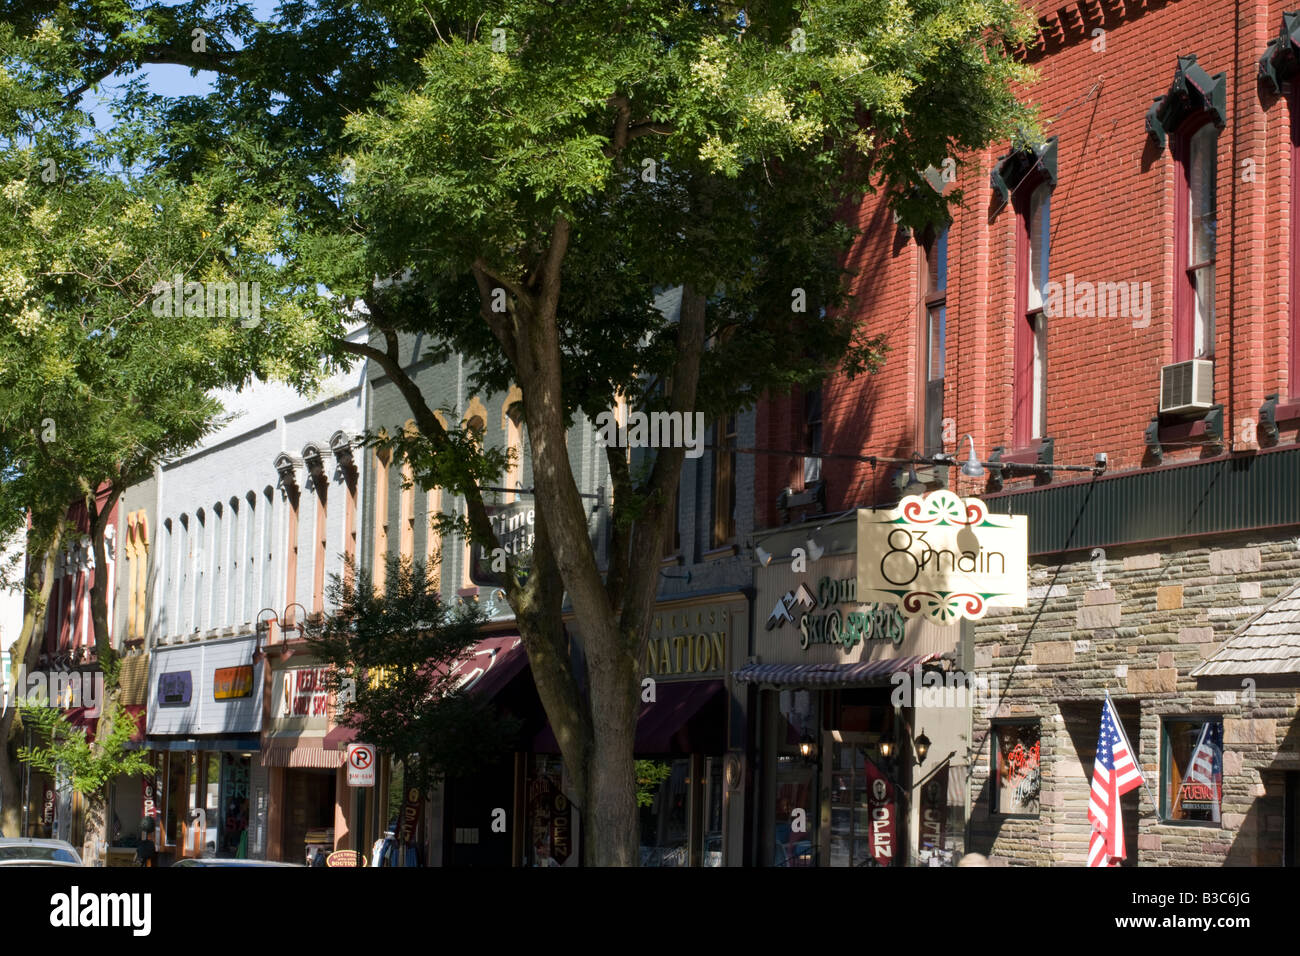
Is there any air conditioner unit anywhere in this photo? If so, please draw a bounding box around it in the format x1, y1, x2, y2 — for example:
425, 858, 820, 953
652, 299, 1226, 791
1160, 360, 1214, 414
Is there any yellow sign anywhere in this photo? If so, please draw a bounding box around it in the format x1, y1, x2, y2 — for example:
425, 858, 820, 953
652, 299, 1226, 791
857, 490, 1027, 624
643, 605, 729, 678
212, 665, 254, 700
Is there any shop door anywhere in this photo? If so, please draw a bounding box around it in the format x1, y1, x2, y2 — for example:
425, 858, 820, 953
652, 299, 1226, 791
823, 733, 898, 867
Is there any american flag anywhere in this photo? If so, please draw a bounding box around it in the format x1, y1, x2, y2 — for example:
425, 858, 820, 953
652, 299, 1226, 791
1179, 721, 1222, 823
1088, 697, 1144, 867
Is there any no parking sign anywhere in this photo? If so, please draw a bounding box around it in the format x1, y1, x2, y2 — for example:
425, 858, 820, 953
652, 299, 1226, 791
346, 743, 376, 787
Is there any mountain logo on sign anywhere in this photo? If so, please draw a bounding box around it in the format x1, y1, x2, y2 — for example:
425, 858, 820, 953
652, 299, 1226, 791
765, 583, 816, 630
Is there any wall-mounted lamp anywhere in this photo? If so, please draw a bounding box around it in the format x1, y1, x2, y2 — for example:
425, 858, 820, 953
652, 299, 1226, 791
798, 733, 818, 764
914, 730, 932, 765
805, 537, 825, 562
960, 435, 986, 478
878, 738, 895, 759
254, 602, 308, 661
902, 456, 927, 497
755, 546, 773, 567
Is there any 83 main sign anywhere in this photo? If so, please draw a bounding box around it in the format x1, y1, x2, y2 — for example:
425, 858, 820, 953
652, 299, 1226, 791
856, 490, 1027, 624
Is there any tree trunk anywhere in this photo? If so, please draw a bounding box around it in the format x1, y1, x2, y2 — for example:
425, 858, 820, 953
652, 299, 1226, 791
582, 635, 641, 865
81, 784, 108, 865
0, 523, 63, 837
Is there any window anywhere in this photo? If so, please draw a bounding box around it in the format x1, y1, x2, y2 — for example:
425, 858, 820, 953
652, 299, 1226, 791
1161, 717, 1223, 824
210, 503, 223, 630
803, 388, 823, 484
177, 515, 190, 636
260, 487, 275, 618
462, 411, 487, 588
1175, 120, 1217, 361
1014, 182, 1050, 446
711, 415, 737, 547
313, 475, 328, 615
243, 492, 257, 625
192, 510, 206, 633
372, 447, 390, 592
161, 518, 173, 637
992, 721, 1041, 816
922, 228, 948, 456
503, 390, 524, 503
661, 479, 681, 557
225, 500, 240, 628
399, 459, 415, 562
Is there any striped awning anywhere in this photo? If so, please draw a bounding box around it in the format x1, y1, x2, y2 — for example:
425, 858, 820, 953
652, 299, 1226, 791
261, 736, 346, 769
732, 653, 940, 689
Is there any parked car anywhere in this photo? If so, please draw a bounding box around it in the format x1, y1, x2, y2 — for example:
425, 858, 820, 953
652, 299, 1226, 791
171, 858, 302, 867
0, 838, 84, 867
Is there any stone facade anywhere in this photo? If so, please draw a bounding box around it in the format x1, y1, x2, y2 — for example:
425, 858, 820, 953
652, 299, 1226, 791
969, 530, 1300, 865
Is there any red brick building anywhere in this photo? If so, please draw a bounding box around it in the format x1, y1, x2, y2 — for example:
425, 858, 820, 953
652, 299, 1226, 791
749, 0, 1300, 866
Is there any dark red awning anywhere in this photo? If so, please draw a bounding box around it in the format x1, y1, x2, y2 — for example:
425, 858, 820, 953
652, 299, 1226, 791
447, 636, 529, 701
65, 704, 146, 745
532, 679, 725, 755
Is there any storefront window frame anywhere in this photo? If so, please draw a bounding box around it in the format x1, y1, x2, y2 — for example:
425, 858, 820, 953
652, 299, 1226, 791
1158, 714, 1224, 828
990, 719, 1042, 819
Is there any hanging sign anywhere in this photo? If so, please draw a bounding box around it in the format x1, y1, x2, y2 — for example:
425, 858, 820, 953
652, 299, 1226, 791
919, 765, 948, 855
863, 759, 896, 864
395, 786, 423, 844
857, 490, 1027, 624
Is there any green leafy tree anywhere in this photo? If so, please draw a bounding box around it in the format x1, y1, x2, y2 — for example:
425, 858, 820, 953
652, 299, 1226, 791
304, 555, 522, 821
0, 26, 334, 847
17, 698, 156, 856
8, 0, 1037, 862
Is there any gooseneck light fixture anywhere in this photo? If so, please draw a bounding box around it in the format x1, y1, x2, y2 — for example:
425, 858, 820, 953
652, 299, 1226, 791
960, 435, 986, 478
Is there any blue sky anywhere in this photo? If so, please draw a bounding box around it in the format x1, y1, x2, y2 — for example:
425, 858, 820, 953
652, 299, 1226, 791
88, 0, 281, 127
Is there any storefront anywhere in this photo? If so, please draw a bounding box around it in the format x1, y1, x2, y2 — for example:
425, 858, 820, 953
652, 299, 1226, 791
741, 514, 969, 867
145, 634, 263, 863
529, 593, 749, 867
261, 652, 349, 865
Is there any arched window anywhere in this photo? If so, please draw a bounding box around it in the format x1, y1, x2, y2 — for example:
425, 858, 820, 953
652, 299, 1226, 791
373, 444, 391, 591
211, 502, 224, 630
461, 400, 488, 589
243, 492, 257, 625
261, 487, 276, 616
193, 509, 206, 633
226, 498, 241, 627
160, 518, 173, 638
399, 421, 417, 562
177, 514, 191, 635
502, 387, 524, 502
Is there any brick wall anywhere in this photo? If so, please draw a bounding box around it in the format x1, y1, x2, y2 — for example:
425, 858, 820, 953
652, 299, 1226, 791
756, 0, 1300, 527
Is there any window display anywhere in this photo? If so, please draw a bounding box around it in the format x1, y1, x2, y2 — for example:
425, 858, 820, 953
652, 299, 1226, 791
993, 722, 1040, 815
1162, 718, 1223, 824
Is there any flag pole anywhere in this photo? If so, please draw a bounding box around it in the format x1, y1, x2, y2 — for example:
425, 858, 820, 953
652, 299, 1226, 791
1106, 688, 1159, 811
